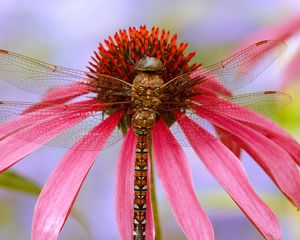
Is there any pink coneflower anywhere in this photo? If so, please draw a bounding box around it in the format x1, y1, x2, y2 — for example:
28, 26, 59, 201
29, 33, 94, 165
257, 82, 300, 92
0, 26, 299, 240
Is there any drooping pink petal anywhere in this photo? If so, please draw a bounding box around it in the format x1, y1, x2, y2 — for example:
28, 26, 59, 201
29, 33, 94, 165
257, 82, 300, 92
32, 111, 122, 240
115, 127, 136, 239
42, 82, 92, 102
24, 82, 92, 114
0, 99, 96, 140
0, 114, 45, 141
152, 118, 214, 240
198, 95, 291, 137
194, 96, 300, 165
194, 106, 300, 208
0, 100, 101, 172
242, 121, 300, 165
175, 111, 281, 240
282, 49, 300, 87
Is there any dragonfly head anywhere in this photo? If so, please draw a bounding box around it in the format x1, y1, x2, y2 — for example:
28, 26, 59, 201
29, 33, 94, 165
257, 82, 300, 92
135, 56, 163, 72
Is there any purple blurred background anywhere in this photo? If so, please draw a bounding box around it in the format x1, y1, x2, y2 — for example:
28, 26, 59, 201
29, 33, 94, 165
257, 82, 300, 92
0, 0, 299, 239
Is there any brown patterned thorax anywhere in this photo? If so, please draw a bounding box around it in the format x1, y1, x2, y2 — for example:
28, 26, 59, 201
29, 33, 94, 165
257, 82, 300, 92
131, 72, 164, 135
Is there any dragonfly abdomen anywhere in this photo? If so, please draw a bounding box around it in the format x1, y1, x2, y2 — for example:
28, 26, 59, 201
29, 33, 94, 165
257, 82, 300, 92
133, 133, 149, 239
131, 108, 157, 239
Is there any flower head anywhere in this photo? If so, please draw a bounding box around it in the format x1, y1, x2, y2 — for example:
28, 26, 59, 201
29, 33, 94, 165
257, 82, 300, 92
88, 25, 199, 82
0, 26, 299, 240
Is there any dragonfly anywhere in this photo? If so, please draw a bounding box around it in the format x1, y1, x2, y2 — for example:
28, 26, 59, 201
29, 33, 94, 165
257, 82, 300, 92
0, 40, 289, 239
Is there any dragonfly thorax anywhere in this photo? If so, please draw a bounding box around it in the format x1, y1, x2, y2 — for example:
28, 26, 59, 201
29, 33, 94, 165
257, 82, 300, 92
131, 73, 164, 134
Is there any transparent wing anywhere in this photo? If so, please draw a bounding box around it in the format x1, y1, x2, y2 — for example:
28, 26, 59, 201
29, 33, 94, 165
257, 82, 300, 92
0, 101, 81, 122
0, 49, 132, 95
0, 100, 125, 151
47, 111, 125, 150
194, 91, 291, 114
164, 40, 286, 93
169, 91, 290, 146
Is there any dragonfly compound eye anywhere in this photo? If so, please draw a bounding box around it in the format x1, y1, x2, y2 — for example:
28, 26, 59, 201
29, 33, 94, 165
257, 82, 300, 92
135, 56, 163, 72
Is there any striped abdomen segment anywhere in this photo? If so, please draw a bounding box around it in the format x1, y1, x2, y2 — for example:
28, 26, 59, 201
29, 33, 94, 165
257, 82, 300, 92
133, 133, 149, 240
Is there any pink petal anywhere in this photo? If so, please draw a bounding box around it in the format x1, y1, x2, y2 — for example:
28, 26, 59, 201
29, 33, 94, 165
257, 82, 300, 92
152, 118, 214, 240
32, 111, 122, 240
243, 121, 300, 165
175, 111, 281, 240
0, 99, 96, 139
0, 99, 97, 135
0, 114, 45, 141
0, 100, 100, 172
42, 82, 92, 102
24, 82, 91, 114
115, 127, 136, 239
194, 95, 300, 165
194, 106, 300, 208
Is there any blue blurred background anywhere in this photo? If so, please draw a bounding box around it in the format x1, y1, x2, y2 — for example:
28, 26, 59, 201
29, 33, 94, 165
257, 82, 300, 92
0, 0, 299, 239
